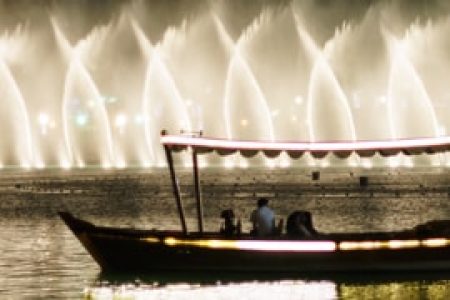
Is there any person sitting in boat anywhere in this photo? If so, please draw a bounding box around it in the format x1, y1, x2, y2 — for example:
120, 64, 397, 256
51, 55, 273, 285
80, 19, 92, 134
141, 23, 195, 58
286, 210, 317, 238
250, 198, 275, 237
220, 209, 240, 236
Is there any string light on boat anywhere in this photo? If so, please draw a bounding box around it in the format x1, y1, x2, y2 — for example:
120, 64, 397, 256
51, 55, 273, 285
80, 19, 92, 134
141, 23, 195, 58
422, 238, 450, 248
162, 237, 336, 252
338, 238, 450, 251
142, 237, 160, 243
143, 236, 450, 252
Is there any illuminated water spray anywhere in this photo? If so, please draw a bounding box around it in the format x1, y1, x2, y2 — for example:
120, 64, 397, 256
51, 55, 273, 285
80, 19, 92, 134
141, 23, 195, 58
213, 14, 276, 167
52, 19, 115, 168
292, 12, 357, 167
292, 14, 356, 142
0, 59, 35, 168
0, 3, 447, 169
133, 21, 192, 167
384, 30, 442, 166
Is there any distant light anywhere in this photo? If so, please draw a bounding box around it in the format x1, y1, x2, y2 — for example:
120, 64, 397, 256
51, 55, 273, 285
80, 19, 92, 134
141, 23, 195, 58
224, 159, 234, 169
294, 96, 303, 105
102, 162, 112, 169
320, 160, 330, 168
134, 114, 145, 124
238, 159, 248, 169
379, 96, 387, 104
431, 157, 441, 167
361, 159, 373, 169
21, 162, 31, 169
75, 113, 88, 127
403, 157, 414, 168
240, 119, 248, 127
266, 159, 276, 169
115, 114, 127, 133
35, 161, 45, 169
291, 115, 298, 122
388, 158, 400, 168
280, 159, 291, 168
77, 161, 85, 168
186, 99, 192, 107
38, 113, 49, 126
307, 159, 316, 167
115, 160, 126, 169
271, 110, 279, 117
60, 159, 72, 170
38, 113, 50, 135
142, 161, 151, 168
348, 159, 358, 167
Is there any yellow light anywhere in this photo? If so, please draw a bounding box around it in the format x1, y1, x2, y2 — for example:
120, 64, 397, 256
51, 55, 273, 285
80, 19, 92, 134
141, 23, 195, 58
142, 237, 160, 243
164, 237, 236, 249
339, 241, 385, 251
163, 237, 336, 252
339, 239, 432, 251
422, 238, 450, 248
388, 240, 420, 249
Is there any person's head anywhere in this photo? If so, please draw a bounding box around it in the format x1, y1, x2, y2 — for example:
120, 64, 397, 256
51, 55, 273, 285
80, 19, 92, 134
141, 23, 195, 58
257, 198, 268, 208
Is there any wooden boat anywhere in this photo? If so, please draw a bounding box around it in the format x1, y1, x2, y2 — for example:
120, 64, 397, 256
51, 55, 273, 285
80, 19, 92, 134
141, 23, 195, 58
60, 132, 450, 273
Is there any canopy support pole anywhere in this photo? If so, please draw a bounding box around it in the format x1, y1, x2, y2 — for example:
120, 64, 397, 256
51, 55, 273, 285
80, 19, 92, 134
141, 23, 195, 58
164, 145, 188, 235
192, 150, 204, 233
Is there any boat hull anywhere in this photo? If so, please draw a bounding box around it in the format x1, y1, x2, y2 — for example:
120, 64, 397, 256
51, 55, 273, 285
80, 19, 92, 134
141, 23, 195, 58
60, 212, 450, 273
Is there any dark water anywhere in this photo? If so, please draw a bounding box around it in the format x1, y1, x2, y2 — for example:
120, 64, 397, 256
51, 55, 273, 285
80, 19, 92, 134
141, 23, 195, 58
0, 168, 450, 299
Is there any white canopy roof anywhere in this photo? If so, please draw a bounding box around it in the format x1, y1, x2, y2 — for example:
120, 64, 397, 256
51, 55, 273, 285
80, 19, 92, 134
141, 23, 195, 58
161, 134, 450, 159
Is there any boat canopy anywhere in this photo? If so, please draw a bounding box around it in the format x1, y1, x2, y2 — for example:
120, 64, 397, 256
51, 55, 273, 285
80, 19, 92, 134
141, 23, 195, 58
161, 134, 450, 159
161, 132, 450, 234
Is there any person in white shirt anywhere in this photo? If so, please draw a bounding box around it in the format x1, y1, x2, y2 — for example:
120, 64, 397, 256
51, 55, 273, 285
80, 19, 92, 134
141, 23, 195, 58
250, 198, 275, 237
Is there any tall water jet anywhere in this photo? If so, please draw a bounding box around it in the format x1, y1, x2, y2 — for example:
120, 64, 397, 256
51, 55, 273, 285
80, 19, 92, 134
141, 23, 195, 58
52, 20, 115, 168
214, 14, 274, 142
385, 33, 440, 140
0, 59, 35, 168
0, 29, 36, 168
293, 13, 357, 167
385, 33, 442, 166
214, 13, 278, 167
293, 15, 356, 143
133, 22, 192, 167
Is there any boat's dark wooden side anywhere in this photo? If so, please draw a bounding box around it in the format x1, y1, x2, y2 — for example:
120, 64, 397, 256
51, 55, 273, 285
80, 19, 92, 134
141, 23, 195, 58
60, 212, 450, 273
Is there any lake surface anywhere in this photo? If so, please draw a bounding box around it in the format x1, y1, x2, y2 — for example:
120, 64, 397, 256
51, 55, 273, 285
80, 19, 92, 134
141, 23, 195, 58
0, 168, 449, 299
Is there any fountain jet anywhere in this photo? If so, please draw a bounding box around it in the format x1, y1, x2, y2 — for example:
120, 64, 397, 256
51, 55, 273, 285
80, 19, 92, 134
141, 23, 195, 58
52, 19, 115, 168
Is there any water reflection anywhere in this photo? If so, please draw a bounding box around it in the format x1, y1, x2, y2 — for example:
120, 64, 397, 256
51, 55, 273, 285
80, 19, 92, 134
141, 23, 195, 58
339, 280, 450, 300
86, 279, 337, 300
85, 277, 450, 300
